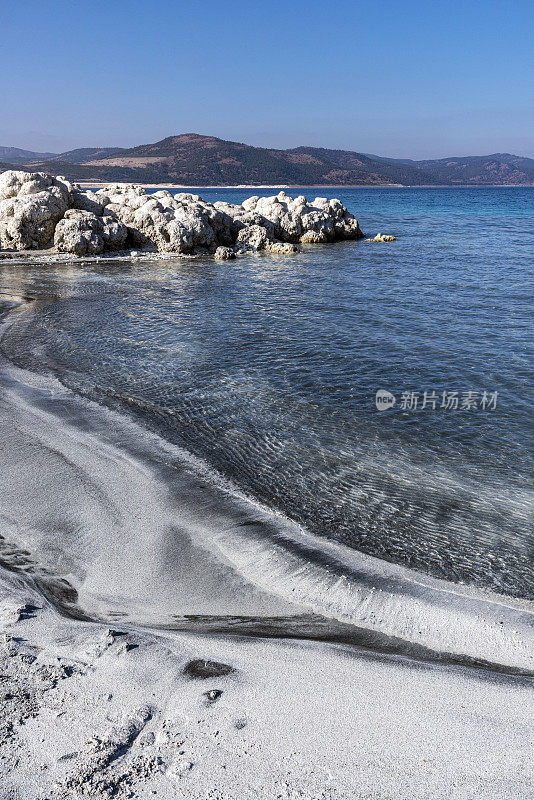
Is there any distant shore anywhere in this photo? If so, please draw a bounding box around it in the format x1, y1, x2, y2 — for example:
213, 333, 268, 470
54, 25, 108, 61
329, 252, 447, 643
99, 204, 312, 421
76, 182, 534, 190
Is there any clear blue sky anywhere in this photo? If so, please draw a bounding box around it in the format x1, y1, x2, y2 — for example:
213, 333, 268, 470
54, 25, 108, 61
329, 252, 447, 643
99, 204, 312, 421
1, 0, 533, 158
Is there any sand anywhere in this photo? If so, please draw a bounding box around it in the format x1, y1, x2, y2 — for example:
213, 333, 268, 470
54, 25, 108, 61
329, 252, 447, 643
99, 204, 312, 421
1, 568, 533, 800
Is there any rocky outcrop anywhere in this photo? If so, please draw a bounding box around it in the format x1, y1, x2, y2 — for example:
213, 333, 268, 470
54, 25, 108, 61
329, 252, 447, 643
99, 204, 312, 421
92, 186, 236, 254
265, 241, 299, 254
233, 225, 299, 255
236, 223, 273, 252
0, 172, 365, 257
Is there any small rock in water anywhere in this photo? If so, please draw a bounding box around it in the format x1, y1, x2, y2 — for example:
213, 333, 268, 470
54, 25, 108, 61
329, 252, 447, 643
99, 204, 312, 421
214, 245, 236, 260
370, 232, 396, 242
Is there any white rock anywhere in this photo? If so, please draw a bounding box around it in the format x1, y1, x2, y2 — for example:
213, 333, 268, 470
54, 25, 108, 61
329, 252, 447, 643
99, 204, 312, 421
249, 193, 362, 244
0, 171, 71, 250
236, 224, 272, 252
368, 233, 396, 242
54, 210, 103, 255
54, 209, 128, 256
265, 241, 299, 254
71, 190, 104, 216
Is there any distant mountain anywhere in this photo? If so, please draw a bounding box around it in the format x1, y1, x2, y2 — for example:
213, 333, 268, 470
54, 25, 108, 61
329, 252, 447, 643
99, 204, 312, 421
31, 134, 439, 185
0, 146, 57, 164
46, 147, 127, 164
364, 152, 534, 184
1, 135, 533, 185
412, 154, 534, 185
286, 146, 437, 186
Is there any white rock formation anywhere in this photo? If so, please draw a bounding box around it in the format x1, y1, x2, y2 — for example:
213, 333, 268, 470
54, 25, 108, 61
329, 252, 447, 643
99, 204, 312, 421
0, 172, 365, 256
265, 241, 299, 254
216, 191, 363, 244
0, 171, 72, 250
235, 224, 272, 251
93, 185, 235, 254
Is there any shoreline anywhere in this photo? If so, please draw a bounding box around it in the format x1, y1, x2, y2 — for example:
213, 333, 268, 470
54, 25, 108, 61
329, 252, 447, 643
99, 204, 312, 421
0, 298, 533, 798
0, 374, 532, 800
75, 182, 534, 189
0, 296, 532, 666
0, 302, 532, 671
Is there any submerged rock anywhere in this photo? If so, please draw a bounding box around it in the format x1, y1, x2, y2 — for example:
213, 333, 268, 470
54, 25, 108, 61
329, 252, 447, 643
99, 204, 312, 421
0, 171, 365, 257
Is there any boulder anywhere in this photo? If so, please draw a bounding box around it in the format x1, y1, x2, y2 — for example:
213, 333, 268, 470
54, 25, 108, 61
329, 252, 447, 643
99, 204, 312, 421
71, 189, 104, 216
54, 209, 128, 256
100, 214, 128, 250
236, 224, 272, 252
214, 246, 236, 260
239, 191, 363, 244
300, 230, 329, 244
0, 171, 71, 250
54, 210, 103, 255
94, 185, 235, 253
265, 241, 299, 254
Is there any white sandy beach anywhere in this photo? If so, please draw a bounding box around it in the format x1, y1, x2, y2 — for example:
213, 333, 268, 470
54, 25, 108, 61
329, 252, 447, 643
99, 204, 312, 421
2, 573, 533, 800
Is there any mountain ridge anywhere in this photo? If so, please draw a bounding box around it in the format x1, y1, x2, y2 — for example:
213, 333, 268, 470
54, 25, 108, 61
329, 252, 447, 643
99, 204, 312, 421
1, 134, 533, 186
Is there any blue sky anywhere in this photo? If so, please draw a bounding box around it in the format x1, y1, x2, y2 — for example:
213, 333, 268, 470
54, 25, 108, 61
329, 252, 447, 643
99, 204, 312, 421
1, 0, 533, 158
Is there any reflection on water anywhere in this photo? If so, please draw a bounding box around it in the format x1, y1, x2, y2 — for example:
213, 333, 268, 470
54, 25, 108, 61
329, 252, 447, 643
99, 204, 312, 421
1, 187, 533, 599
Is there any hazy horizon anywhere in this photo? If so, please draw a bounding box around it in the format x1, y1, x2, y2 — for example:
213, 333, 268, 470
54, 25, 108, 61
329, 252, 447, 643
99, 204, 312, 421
2, 0, 533, 160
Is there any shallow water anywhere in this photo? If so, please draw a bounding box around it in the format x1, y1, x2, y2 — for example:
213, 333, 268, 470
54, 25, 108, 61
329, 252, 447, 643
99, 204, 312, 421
1, 187, 533, 600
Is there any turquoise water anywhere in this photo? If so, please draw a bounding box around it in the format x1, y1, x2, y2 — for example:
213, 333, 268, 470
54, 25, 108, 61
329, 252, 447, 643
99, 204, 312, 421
1, 187, 533, 599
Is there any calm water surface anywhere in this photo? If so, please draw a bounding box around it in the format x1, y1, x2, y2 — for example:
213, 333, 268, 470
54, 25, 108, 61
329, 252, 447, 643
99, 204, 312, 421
1, 188, 533, 598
